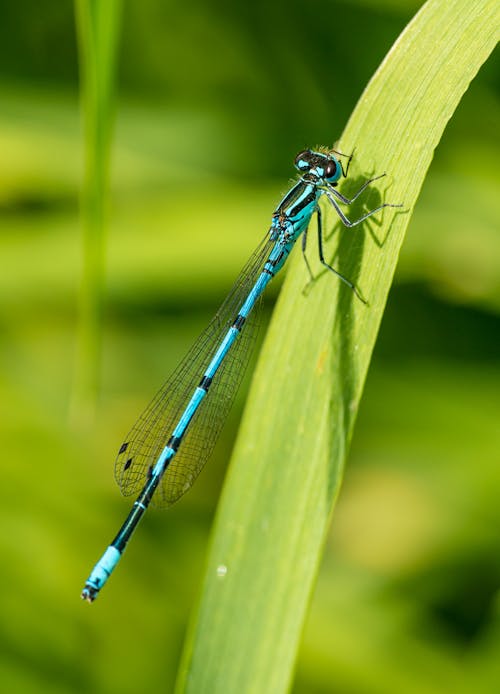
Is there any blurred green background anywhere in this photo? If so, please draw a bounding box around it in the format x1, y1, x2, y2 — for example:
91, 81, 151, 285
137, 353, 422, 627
1, 1, 499, 692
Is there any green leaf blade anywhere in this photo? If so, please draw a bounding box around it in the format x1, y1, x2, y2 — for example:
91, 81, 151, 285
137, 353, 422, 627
176, 1, 500, 692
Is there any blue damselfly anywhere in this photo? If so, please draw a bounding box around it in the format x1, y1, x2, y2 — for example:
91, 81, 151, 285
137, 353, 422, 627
81, 147, 400, 602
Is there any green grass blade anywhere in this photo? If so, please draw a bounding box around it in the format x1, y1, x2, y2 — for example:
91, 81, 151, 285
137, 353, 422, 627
72, 0, 122, 420
176, 1, 499, 692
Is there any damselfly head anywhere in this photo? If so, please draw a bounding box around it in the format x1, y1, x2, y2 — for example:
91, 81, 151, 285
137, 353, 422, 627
294, 149, 342, 184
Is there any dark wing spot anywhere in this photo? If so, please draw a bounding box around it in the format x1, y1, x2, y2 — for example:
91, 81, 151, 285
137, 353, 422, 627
124, 458, 133, 471
119, 442, 128, 454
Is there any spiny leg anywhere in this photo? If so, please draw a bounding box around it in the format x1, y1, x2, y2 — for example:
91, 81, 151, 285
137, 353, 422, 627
326, 173, 388, 205
325, 190, 402, 228
301, 225, 315, 282
331, 147, 355, 178
316, 205, 366, 304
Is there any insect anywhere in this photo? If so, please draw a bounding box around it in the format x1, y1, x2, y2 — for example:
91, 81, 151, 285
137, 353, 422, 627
81, 147, 400, 602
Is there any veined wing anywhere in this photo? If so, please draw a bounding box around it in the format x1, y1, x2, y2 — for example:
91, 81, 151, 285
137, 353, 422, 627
115, 233, 276, 508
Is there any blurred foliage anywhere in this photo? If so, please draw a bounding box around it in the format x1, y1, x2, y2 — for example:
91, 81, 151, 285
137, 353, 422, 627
72, 0, 122, 415
0, 1, 498, 693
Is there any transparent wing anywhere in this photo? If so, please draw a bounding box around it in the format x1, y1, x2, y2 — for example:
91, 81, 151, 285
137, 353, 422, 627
115, 233, 275, 508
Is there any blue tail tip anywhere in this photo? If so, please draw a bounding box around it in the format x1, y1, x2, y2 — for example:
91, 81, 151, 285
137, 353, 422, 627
81, 584, 99, 603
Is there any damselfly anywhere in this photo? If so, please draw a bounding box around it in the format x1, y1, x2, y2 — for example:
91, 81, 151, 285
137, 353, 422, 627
81, 147, 400, 602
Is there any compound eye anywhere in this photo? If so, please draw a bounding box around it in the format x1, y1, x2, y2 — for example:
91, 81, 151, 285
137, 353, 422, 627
294, 150, 311, 172
325, 159, 340, 182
